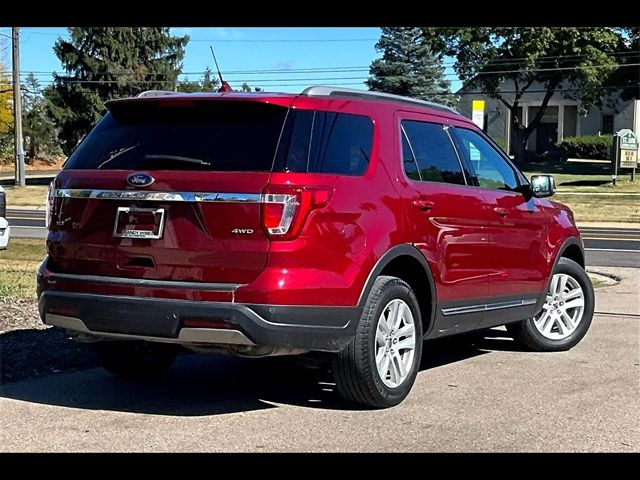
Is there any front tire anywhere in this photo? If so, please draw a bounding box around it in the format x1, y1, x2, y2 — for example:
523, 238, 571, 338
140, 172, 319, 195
507, 258, 594, 352
332, 276, 423, 409
92, 340, 178, 378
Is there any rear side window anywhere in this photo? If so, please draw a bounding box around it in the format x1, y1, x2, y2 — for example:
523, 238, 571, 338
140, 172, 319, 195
401, 120, 466, 185
275, 110, 373, 175
64, 101, 288, 171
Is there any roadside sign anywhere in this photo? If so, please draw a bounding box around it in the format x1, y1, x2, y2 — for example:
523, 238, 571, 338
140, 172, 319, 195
472, 100, 485, 130
620, 149, 638, 168
617, 129, 639, 169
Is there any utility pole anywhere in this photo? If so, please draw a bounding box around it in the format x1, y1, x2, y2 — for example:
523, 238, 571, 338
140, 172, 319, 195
12, 27, 25, 187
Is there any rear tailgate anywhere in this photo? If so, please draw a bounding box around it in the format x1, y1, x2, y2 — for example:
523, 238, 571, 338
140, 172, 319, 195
49, 170, 269, 284
47, 98, 290, 285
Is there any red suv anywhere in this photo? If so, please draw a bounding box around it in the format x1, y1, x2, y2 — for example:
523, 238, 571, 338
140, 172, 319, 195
38, 87, 594, 408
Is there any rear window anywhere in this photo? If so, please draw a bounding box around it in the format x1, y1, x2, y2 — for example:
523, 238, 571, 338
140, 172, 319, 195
274, 110, 373, 175
64, 101, 288, 171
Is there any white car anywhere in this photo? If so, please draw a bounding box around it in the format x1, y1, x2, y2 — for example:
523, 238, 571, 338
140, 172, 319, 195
0, 185, 10, 250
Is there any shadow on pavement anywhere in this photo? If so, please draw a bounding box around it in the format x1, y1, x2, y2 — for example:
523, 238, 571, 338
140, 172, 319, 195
0, 326, 522, 415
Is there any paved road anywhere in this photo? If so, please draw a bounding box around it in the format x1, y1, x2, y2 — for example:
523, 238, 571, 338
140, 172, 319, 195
1, 267, 638, 452
7, 209, 639, 267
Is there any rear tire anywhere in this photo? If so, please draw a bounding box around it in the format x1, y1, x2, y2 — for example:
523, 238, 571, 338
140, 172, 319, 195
93, 341, 178, 378
507, 258, 594, 352
332, 276, 423, 409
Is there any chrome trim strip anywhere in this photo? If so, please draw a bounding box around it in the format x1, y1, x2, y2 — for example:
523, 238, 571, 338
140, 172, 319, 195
45, 314, 255, 346
49, 273, 241, 291
53, 189, 261, 203
441, 298, 537, 316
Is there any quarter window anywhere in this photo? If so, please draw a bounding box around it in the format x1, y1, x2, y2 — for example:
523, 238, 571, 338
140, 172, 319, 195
454, 127, 519, 191
401, 120, 466, 185
277, 110, 373, 175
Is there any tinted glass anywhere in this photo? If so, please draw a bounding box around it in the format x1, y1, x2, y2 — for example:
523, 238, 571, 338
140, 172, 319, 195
401, 120, 465, 185
454, 127, 519, 190
401, 129, 420, 181
64, 101, 288, 171
277, 110, 373, 175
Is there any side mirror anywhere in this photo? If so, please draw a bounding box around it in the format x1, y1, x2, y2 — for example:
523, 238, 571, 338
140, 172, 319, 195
530, 175, 556, 198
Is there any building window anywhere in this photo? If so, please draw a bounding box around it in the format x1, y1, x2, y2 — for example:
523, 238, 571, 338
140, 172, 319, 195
602, 114, 614, 135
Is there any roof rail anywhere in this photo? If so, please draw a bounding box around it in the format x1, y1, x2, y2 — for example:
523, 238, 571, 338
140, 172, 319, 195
136, 90, 181, 98
301, 86, 459, 115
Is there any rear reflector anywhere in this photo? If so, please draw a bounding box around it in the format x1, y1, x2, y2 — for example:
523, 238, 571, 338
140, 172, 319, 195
182, 319, 235, 329
48, 306, 79, 317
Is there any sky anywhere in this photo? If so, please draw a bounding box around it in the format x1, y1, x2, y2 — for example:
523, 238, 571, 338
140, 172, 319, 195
0, 27, 462, 93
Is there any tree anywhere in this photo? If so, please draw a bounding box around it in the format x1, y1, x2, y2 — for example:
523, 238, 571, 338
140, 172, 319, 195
45, 27, 189, 154
176, 67, 219, 93
201, 67, 217, 91
0, 65, 11, 135
240, 82, 252, 92
0, 65, 13, 163
176, 78, 201, 93
22, 73, 59, 162
608, 27, 639, 102
366, 27, 452, 104
422, 27, 625, 164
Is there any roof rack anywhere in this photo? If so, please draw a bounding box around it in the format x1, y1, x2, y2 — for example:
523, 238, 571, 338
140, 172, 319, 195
136, 90, 181, 98
301, 86, 459, 115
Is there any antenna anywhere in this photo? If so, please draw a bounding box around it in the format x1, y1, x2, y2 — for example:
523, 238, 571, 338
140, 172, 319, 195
209, 45, 233, 92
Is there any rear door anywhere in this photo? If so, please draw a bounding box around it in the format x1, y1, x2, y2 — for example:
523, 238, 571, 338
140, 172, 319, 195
48, 99, 289, 285
395, 113, 493, 335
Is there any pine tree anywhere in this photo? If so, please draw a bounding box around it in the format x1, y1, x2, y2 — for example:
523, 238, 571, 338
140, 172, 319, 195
45, 27, 189, 154
176, 67, 219, 93
201, 67, 218, 91
366, 27, 452, 104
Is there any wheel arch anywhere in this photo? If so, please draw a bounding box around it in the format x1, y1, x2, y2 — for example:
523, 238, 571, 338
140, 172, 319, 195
358, 244, 436, 337
559, 240, 585, 268
544, 236, 585, 295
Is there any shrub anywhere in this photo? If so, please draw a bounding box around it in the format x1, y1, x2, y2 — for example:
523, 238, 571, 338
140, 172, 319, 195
555, 135, 612, 160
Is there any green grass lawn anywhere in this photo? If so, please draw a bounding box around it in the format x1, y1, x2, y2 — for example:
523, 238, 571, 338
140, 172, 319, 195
3, 185, 49, 208
0, 239, 46, 298
522, 161, 639, 223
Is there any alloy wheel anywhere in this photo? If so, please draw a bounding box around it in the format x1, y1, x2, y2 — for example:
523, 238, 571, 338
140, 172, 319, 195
375, 299, 417, 388
533, 273, 585, 340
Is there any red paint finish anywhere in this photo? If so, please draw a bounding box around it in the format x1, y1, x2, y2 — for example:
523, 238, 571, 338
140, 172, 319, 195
48, 170, 271, 284
39, 90, 583, 323
479, 189, 550, 296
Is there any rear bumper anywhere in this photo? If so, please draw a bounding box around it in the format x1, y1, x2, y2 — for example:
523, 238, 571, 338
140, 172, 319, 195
38, 290, 359, 352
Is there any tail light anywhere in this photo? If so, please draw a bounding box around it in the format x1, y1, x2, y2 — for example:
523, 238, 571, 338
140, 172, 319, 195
45, 180, 55, 229
261, 186, 332, 240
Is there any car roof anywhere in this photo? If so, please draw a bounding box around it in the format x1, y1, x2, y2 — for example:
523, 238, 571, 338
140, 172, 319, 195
105, 86, 467, 122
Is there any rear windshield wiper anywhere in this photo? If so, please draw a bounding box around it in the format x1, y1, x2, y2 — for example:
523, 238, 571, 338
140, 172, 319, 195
98, 144, 140, 169
144, 155, 212, 166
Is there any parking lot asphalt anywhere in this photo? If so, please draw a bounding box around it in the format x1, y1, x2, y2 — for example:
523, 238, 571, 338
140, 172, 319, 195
0, 267, 638, 452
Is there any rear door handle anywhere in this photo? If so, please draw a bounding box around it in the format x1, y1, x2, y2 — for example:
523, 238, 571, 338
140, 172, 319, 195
413, 200, 435, 211
493, 207, 508, 217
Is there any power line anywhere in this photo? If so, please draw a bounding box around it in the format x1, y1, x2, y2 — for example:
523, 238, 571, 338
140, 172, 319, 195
190, 38, 379, 43
4, 62, 638, 84
6, 51, 638, 79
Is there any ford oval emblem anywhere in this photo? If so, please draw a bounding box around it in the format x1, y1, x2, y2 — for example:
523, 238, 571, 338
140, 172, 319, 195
127, 173, 155, 188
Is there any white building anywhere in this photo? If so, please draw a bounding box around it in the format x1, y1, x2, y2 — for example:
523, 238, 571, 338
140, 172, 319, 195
457, 79, 640, 155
